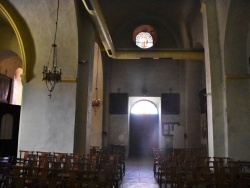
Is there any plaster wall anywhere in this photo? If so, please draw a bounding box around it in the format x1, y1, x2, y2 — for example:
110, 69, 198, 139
184, 7, 205, 149
8, 0, 78, 153
224, 0, 250, 160
184, 61, 203, 149
105, 58, 202, 153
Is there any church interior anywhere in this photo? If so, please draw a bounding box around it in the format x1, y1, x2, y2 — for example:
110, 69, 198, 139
0, 0, 250, 187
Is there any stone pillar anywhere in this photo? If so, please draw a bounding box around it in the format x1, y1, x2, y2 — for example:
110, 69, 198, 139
201, 1, 227, 157
74, 4, 95, 155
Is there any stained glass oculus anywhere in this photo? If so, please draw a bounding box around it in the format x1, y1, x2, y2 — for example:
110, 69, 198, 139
135, 32, 154, 49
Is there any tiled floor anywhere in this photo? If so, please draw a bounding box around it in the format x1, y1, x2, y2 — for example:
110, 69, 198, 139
120, 157, 159, 188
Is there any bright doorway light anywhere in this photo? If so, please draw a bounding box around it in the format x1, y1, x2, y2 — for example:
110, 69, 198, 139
131, 100, 158, 114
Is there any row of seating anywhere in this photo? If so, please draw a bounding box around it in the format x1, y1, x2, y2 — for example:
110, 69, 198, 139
0, 147, 126, 188
153, 148, 250, 188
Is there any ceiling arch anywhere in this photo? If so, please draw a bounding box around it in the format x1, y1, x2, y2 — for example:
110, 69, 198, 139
82, 0, 204, 60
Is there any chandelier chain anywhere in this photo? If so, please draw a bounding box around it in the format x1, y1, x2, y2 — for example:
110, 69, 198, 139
95, 48, 99, 96
43, 0, 62, 98
54, 0, 60, 46
92, 47, 102, 114
47, 0, 60, 68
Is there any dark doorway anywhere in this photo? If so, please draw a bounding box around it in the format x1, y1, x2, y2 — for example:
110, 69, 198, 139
129, 114, 159, 157
0, 103, 21, 157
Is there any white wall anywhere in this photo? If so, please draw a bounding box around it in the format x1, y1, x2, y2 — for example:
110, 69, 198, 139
8, 0, 78, 154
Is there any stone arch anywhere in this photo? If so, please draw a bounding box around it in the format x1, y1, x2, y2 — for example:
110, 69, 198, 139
0, 1, 35, 82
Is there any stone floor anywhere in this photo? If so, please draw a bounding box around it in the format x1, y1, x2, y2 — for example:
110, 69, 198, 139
120, 157, 159, 188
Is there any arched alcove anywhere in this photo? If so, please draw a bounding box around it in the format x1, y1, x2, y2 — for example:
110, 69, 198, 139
0, 113, 13, 139
0, 49, 23, 104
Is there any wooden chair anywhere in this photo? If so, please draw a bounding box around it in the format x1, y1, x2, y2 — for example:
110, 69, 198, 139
90, 146, 100, 156
47, 161, 67, 188
153, 149, 166, 178
85, 181, 110, 188
103, 155, 123, 182
195, 165, 214, 187
160, 160, 183, 188
0, 156, 12, 188
37, 167, 50, 188
6, 165, 38, 188
97, 164, 120, 188
212, 161, 229, 187
19, 150, 34, 159
227, 161, 242, 186
53, 152, 67, 162
64, 169, 84, 188
36, 151, 51, 158
39, 155, 56, 169
238, 161, 250, 187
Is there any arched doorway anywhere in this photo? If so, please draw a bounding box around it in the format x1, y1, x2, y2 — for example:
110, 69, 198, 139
129, 100, 159, 158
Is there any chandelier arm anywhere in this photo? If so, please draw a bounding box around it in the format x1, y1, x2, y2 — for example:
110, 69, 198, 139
45, 80, 53, 92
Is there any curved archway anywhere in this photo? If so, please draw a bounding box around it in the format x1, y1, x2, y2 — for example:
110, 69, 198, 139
0, 1, 35, 82
131, 100, 158, 114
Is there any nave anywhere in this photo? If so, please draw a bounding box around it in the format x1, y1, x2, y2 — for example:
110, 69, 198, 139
1, 148, 250, 187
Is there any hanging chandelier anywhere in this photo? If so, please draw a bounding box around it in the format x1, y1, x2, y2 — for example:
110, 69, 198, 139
92, 49, 102, 114
92, 90, 102, 113
42, 0, 62, 98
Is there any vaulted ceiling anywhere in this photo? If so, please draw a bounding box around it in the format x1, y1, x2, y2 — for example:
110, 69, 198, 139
82, 0, 203, 59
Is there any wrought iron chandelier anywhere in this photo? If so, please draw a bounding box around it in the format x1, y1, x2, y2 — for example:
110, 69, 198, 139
42, 0, 62, 98
92, 49, 102, 114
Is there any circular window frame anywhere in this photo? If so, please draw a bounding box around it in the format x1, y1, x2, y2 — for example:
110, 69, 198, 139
135, 32, 154, 49
133, 25, 157, 49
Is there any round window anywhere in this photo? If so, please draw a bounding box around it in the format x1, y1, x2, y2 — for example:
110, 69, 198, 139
135, 32, 153, 49
133, 25, 157, 49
